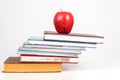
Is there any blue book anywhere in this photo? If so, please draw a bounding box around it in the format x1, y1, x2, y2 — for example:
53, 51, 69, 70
17, 50, 80, 57
23, 44, 86, 51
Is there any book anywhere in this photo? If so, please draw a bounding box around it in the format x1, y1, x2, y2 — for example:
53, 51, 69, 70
17, 50, 80, 57
44, 31, 104, 44
18, 46, 81, 54
20, 55, 79, 63
3, 57, 62, 72
23, 43, 86, 50
25, 36, 97, 48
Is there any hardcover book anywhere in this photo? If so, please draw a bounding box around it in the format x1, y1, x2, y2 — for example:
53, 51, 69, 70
3, 57, 62, 72
44, 31, 104, 44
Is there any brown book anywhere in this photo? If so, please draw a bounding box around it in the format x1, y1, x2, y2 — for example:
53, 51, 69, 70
3, 57, 62, 73
44, 31, 104, 44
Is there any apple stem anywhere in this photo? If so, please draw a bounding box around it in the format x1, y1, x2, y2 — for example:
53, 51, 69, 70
60, 9, 63, 12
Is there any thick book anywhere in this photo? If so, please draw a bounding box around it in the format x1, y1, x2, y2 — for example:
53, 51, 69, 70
44, 31, 104, 44
25, 36, 97, 48
20, 55, 79, 64
3, 57, 62, 73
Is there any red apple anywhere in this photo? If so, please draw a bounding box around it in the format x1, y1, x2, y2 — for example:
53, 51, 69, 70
53, 10, 74, 34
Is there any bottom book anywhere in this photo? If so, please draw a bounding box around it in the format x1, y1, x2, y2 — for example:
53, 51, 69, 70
3, 57, 62, 73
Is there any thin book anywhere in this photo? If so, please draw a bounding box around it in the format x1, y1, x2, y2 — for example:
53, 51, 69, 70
20, 55, 79, 64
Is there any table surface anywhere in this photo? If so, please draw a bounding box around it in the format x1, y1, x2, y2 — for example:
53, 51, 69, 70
0, 56, 120, 80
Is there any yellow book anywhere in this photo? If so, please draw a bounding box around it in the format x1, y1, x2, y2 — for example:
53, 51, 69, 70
3, 57, 62, 72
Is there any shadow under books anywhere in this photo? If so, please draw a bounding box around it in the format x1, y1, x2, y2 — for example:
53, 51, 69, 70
62, 59, 120, 71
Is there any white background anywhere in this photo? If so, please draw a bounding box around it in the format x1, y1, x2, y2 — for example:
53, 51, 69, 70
0, 0, 120, 80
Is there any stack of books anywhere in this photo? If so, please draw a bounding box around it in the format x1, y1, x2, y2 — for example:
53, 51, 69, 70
3, 31, 104, 72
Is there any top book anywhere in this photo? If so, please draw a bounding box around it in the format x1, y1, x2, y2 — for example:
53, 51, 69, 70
44, 31, 104, 44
